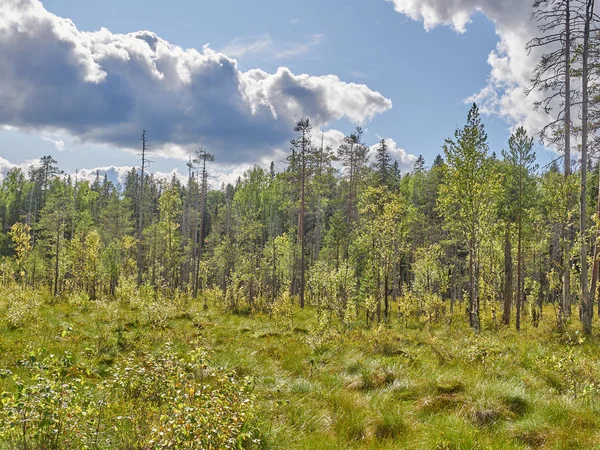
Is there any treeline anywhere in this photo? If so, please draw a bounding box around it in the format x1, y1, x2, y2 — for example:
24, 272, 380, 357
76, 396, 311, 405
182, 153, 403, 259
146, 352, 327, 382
0, 103, 597, 334
1, 0, 600, 334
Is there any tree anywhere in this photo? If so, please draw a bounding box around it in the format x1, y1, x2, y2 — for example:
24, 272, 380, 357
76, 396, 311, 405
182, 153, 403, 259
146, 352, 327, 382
310, 140, 337, 266
579, 0, 595, 335
358, 186, 408, 323
338, 127, 369, 227
438, 104, 501, 331
159, 183, 182, 296
501, 127, 538, 330
38, 155, 61, 206
1, 168, 26, 237
37, 180, 73, 296
289, 118, 313, 308
413, 155, 426, 173
527, 0, 577, 318
83, 230, 101, 299
192, 148, 215, 298
9, 222, 31, 285
373, 139, 391, 187
137, 130, 149, 285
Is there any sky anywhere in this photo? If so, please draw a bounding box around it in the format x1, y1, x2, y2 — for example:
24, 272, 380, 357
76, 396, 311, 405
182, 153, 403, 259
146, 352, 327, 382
0, 0, 560, 187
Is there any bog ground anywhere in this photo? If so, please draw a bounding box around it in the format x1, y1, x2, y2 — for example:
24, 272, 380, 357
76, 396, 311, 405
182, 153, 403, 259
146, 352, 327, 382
2, 290, 600, 449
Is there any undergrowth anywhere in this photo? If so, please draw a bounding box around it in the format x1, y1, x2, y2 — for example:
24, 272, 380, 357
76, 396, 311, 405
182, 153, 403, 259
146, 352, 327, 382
1, 288, 600, 449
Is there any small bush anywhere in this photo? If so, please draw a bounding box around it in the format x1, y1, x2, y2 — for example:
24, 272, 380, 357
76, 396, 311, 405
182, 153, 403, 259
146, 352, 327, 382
0, 346, 259, 449
66, 291, 90, 307
0, 351, 101, 449
141, 299, 174, 329
272, 291, 294, 330
115, 275, 138, 305
5, 290, 41, 329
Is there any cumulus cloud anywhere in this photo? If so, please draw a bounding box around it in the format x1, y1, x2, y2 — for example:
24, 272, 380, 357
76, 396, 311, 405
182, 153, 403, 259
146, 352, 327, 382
41, 136, 66, 152
74, 165, 134, 184
310, 128, 346, 152
0, 156, 40, 181
37, 161, 260, 191
385, 0, 555, 136
0, 0, 392, 164
0, 156, 18, 181
369, 138, 417, 173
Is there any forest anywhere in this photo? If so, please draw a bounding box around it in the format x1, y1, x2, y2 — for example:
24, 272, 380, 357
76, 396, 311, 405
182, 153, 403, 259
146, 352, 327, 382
2, 0, 600, 449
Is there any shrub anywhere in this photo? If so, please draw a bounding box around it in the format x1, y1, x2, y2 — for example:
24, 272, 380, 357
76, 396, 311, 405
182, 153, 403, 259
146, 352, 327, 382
272, 291, 294, 330
66, 291, 90, 307
109, 347, 256, 449
0, 351, 102, 449
140, 299, 175, 329
0, 346, 259, 449
115, 275, 137, 305
4, 289, 41, 329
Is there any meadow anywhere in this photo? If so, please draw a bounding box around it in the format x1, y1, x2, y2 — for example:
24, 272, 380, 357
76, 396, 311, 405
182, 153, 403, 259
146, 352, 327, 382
1, 288, 600, 449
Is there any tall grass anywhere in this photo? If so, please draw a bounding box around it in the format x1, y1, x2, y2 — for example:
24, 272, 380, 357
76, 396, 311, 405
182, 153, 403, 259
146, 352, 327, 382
1, 288, 600, 448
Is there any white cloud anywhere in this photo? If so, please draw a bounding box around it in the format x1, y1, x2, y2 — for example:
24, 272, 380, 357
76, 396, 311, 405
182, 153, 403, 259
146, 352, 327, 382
0, 156, 40, 181
74, 165, 133, 184
220, 34, 273, 58
0, 0, 392, 165
221, 33, 323, 59
385, 0, 556, 137
310, 128, 346, 151
369, 138, 417, 173
41, 136, 66, 152
0, 156, 18, 181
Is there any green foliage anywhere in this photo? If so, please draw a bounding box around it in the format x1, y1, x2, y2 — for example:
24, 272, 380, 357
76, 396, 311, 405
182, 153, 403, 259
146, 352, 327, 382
3, 289, 41, 330
0, 109, 594, 336
2, 289, 600, 448
413, 244, 448, 296
0, 346, 257, 449
272, 290, 294, 330
438, 103, 502, 330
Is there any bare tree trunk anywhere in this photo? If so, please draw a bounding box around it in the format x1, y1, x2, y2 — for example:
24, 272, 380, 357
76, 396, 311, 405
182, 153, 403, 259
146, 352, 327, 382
562, 0, 573, 321
591, 161, 600, 313
580, 0, 594, 335
137, 130, 147, 286
299, 145, 306, 308
192, 151, 214, 300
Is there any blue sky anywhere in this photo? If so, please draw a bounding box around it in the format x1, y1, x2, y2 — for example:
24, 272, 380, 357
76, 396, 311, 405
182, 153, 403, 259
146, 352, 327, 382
0, 0, 556, 184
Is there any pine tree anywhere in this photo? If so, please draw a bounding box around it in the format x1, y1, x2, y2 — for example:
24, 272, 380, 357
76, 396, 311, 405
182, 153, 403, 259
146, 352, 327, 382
373, 139, 391, 187
289, 118, 313, 308
438, 104, 501, 331
501, 127, 538, 330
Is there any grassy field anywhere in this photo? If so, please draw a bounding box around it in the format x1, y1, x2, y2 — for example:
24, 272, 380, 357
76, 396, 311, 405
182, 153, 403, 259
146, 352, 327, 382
2, 290, 600, 449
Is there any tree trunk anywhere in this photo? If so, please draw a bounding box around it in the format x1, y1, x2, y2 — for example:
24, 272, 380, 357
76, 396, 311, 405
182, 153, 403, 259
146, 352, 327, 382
469, 245, 480, 331
591, 160, 600, 314
137, 130, 147, 286
53, 222, 60, 296
562, 0, 572, 321
299, 147, 306, 308
516, 218, 522, 331
384, 268, 389, 322
502, 224, 513, 325
580, 0, 594, 335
